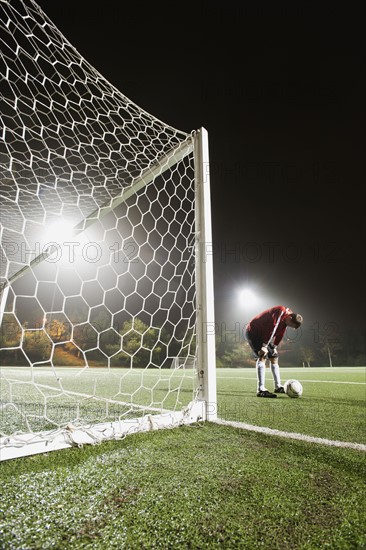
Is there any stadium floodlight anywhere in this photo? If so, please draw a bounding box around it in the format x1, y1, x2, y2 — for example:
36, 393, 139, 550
239, 288, 258, 307
0, 0, 216, 460
46, 219, 75, 245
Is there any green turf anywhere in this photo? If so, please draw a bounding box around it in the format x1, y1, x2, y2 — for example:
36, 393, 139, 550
0, 424, 365, 549
0, 366, 195, 434
216, 367, 366, 444
1, 367, 365, 549
1, 367, 365, 444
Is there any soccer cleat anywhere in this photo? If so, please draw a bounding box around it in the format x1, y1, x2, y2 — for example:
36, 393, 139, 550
257, 390, 277, 398
274, 386, 285, 394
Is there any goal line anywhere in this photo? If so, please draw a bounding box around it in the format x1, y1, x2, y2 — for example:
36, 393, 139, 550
215, 419, 366, 452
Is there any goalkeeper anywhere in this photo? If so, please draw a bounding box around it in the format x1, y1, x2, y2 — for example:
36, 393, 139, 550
245, 306, 303, 398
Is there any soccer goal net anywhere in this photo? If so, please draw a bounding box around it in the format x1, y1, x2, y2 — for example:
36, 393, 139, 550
0, 0, 216, 460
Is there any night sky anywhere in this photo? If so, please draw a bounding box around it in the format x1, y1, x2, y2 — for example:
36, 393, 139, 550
35, 1, 365, 353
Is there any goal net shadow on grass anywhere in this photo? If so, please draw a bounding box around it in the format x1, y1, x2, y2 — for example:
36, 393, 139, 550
0, 0, 216, 460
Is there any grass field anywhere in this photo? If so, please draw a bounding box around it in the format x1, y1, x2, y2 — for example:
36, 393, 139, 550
0, 366, 196, 435
216, 367, 366, 444
1, 367, 365, 549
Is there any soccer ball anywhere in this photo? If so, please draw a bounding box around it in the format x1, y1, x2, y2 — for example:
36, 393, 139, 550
284, 379, 303, 398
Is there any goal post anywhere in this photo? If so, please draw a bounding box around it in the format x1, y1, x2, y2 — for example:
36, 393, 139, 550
0, 0, 217, 460
193, 128, 217, 421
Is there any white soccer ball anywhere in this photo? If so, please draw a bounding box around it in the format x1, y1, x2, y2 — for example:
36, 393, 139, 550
284, 379, 303, 398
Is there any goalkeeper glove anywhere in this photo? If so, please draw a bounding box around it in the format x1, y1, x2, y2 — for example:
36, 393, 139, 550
267, 343, 278, 358
258, 345, 268, 358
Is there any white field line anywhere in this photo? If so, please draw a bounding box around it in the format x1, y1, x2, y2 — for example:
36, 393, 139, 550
293, 380, 365, 385
216, 376, 365, 384
214, 418, 366, 452
202, 368, 362, 376
218, 368, 365, 373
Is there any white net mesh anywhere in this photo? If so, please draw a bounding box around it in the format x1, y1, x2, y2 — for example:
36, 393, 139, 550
0, 0, 209, 458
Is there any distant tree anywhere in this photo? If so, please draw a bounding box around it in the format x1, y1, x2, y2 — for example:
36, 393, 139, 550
215, 329, 254, 368
0, 315, 21, 347
320, 341, 341, 367
0, 315, 23, 365
182, 328, 196, 358
341, 328, 366, 366
117, 318, 162, 367
90, 310, 111, 333
47, 319, 70, 342
23, 331, 52, 363
300, 346, 315, 368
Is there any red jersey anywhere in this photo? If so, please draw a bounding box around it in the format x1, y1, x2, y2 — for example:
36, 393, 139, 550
246, 306, 293, 346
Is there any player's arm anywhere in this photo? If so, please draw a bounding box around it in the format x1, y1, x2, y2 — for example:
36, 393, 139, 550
271, 307, 290, 345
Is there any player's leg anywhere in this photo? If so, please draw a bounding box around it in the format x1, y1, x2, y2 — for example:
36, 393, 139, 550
255, 357, 267, 393
269, 351, 285, 393
245, 330, 277, 397
256, 356, 277, 397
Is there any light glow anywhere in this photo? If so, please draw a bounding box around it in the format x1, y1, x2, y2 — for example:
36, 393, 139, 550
46, 219, 75, 245
42, 219, 79, 262
239, 288, 258, 307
